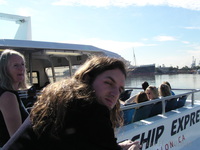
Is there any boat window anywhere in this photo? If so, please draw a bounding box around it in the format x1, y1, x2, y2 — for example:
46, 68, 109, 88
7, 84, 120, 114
28, 71, 39, 85
45, 66, 80, 82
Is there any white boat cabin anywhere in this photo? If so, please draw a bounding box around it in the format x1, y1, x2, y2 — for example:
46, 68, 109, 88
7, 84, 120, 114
0, 38, 123, 107
1, 39, 200, 149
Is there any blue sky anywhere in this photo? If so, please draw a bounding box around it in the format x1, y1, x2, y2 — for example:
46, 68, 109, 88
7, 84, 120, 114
1, 0, 200, 68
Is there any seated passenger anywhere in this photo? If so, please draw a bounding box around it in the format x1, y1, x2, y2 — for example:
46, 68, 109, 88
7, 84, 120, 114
159, 83, 177, 112
123, 91, 150, 124
163, 81, 175, 95
135, 91, 149, 104
142, 81, 149, 91
0, 49, 29, 148
132, 91, 152, 122
159, 83, 171, 98
146, 86, 161, 117
125, 81, 149, 104
146, 85, 159, 100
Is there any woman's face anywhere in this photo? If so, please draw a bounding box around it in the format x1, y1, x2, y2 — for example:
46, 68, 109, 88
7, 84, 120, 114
92, 68, 125, 110
7, 54, 25, 85
146, 89, 154, 100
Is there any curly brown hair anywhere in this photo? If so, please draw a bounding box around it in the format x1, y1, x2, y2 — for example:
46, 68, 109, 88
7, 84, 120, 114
30, 56, 127, 137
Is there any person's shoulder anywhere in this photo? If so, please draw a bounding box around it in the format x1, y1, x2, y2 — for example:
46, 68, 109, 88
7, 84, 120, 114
0, 87, 17, 95
0, 87, 7, 95
125, 95, 137, 104
82, 100, 110, 115
171, 91, 175, 95
0, 91, 18, 108
1, 91, 17, 99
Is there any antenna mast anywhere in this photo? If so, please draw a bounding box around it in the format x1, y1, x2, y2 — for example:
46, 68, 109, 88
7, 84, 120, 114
133, 48, 137, 66
0, 12, 32, 40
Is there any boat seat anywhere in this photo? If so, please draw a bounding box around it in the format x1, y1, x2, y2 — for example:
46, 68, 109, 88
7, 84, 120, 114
123, 108, 135, 125
176, 95, 188, 108
149, 102, 162, 117
132, 104, 153, 122
165, 98, 178, 112
120, 90, 133, 101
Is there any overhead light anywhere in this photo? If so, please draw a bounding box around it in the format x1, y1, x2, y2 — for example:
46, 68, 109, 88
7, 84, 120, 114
46, 50, 82, 56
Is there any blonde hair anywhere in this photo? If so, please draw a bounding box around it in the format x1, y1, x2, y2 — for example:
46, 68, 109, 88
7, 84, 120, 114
146, 85, 159, 99
0, 49, 29, 90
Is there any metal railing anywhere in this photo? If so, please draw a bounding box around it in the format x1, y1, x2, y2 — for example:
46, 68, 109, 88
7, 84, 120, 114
120, 88, 200, 115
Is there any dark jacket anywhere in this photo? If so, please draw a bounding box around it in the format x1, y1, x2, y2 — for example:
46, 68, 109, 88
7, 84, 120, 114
3, 100, 121, 150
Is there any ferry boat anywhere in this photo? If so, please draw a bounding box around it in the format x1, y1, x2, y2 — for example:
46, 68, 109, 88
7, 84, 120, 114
127, 50, 155, 76
117, 88, 200, 150
127, 64, 155, 76
1, 40, 199, 149
1, 12, 200, 150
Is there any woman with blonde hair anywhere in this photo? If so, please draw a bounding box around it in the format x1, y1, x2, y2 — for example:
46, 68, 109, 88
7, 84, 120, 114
145, 85, 162, 117
145, 85, 159, 100
0, 49, 29, 147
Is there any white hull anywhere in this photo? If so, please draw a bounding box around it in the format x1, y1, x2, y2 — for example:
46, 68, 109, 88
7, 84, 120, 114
117, 89, 200, 150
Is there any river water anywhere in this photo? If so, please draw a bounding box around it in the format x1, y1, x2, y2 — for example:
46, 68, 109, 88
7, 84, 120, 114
125, 74, 200, 100
52, 72, 200, 100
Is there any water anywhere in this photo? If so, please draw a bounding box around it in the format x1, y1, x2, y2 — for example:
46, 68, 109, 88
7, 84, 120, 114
125, 74, 200, 100
52, 73, 200, 99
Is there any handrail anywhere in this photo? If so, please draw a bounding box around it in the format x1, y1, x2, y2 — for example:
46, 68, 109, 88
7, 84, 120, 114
120, 89, 200, 115
125, 87, 199, 91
